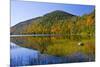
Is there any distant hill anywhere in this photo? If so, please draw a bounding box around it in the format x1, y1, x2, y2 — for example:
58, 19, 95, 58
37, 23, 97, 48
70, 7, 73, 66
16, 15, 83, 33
11, 10, 95, 35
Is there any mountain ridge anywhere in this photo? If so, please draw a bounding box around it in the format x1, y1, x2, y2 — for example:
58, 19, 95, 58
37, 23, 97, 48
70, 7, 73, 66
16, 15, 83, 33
11, 10, 95, 35
11, 10, 76, 27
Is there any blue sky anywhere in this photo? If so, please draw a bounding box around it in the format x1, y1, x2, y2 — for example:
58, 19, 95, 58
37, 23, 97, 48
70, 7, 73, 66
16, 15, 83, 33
11, 0, 95, 26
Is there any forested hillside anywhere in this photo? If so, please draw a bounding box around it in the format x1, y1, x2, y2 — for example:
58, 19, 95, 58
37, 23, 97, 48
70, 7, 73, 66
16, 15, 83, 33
10, 10, 95, 35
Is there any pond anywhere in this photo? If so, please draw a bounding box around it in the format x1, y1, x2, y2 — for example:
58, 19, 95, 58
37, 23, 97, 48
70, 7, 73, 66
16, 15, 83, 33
10, 35, 95, 66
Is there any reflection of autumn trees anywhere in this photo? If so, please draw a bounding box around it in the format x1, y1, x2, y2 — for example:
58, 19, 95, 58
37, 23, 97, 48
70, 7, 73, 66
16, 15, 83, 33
11, 36, 52, 53
11, 35, 95, 56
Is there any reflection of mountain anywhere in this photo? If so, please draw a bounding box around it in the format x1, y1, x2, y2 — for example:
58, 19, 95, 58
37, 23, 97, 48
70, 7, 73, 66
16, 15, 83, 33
11, 10, 95, 35
10, 42, 94, 66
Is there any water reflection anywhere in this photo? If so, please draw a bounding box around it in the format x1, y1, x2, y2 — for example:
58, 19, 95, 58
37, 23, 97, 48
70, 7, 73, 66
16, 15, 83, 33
10, 35, 95, 66
11, 42, 93, 66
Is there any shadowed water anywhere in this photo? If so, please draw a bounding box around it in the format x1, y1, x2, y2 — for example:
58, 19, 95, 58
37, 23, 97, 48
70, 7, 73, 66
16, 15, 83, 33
10, 42, 94, 66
